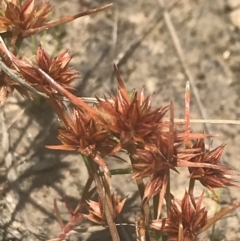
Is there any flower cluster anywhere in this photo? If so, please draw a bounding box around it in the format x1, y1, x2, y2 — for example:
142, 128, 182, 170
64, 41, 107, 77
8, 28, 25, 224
151, 192, 207, 241
13, 45, 79, 93
187, 139, 239, 194
1, 1, 240, 241
0, 0, 112, 45
0, 0, 53, 44
0, 43, 78, 106
84, 193, 127, 225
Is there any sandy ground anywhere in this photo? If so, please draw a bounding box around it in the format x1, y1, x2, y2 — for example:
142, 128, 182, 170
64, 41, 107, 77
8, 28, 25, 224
1, 0, 240, 240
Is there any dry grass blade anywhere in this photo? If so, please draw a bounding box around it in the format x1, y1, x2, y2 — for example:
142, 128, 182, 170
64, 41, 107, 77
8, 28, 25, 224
86, 157, 120, 241
157, 173, 168, 220
75, 96, 240, 125
199, 201, 240, 234
0, 58, 48, 97
157, 0, 211, 132
175, 118, 240, 125
33, 65, 96, 115
0, 36, 48, 97
22, 4, 113, 37
1, 1, 240, 240
185, 81, 191, 148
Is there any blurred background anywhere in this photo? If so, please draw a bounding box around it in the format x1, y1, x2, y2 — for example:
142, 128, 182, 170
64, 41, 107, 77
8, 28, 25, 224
1, 0, 240, 240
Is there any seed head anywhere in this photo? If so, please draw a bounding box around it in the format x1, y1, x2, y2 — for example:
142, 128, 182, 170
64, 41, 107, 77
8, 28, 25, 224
151, 192, 208, 241
12, 45, 78, 94
84, 193, 127, 225
187, 139, 240, 194
95, 65, 169, 155
46, 107, 115, 175
0, 0, 53, 44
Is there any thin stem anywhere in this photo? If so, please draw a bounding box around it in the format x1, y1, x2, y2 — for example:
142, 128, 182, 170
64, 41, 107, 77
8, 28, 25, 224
153, 193, 159, 219
153, 194, 162, 241
22, 4, 113, 37
94, 171, 120, 241
188, 178, 195, 197
165, 170, 171, 217
65, 97, 240, 125
0, 58, 48, 97
129, 148, 154, 241
75, 176, 93, 214
83, 156, 120, 241
102, 172, 114, 217
165, 102, 174, 216
135, 178, 155, 241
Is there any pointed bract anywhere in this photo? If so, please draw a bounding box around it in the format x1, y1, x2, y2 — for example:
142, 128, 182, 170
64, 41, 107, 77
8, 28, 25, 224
84, 193, 127, 225
46, 107, 117, 174
0, 0, 112, 45
0, 0, 53, 44
12, 45, 78, 93
186, 139, 240, 194
151, 192, 208, 241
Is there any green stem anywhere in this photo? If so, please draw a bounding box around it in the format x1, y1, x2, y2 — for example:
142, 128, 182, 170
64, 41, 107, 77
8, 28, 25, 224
82, 155, 91, 173
99, 167, 133, 176
74, 176, 93, 214
188, 178, 195, 199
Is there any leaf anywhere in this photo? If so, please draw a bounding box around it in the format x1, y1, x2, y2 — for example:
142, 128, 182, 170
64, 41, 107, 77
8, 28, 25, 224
46, 144, 79, 151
